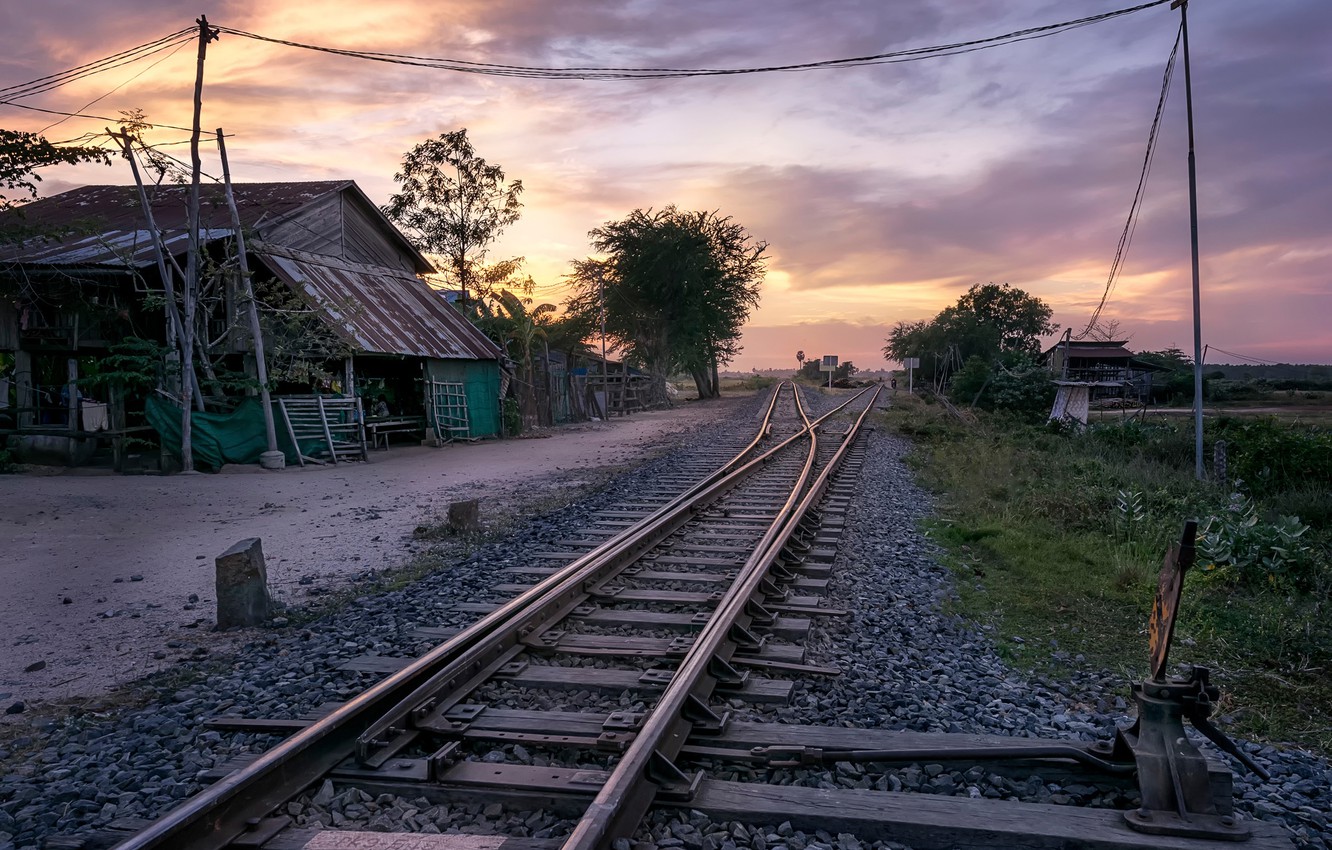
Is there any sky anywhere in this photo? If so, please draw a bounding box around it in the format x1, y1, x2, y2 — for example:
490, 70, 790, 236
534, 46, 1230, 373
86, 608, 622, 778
2, 0, 1329, 370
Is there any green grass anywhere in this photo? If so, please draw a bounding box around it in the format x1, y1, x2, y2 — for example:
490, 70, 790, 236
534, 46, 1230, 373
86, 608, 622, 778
884, 393, 1332, 754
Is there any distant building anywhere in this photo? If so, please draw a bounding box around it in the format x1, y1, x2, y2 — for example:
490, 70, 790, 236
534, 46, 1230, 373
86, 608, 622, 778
1044, 339, 1168, 422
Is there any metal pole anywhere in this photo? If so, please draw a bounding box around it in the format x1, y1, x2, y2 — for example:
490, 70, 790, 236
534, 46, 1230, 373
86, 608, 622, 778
1174, 0, 1205, 480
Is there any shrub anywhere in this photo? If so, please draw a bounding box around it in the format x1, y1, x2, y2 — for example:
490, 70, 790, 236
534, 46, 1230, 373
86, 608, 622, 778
1197, 493, 1315, 590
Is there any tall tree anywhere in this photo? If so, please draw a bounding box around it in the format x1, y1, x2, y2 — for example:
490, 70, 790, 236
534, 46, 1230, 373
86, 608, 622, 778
883, 282, 1056, 386
565, 206, 766, 400
382, 129, 523, 306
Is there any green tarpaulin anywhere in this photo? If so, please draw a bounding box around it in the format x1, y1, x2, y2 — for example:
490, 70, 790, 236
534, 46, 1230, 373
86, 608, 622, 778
146, 396, 321, 471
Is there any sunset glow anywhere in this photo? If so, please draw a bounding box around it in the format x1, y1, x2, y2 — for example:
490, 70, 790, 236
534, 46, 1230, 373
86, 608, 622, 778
3, 0, 1328, 369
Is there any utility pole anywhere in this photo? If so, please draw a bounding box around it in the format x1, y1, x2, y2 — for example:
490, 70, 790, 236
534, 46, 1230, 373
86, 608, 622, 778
1173, 0, 1205, 480
216, 128, 283, 468
180, 14, 219, 472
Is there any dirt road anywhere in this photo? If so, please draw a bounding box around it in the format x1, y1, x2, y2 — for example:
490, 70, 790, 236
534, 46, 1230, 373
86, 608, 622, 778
0, 399, 744, 713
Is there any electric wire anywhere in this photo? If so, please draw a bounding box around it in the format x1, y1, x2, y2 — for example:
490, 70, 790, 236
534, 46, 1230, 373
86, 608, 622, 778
1076, 23, 1181, 339
38, 38, 193, 134
212, 0, 1170, 81
0, 29, 195, 100
1207, 346, 1280, 366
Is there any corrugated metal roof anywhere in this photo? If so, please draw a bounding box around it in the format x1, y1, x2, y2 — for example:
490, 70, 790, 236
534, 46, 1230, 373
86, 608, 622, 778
258, 245, 501, 361
0, 181, 351, 266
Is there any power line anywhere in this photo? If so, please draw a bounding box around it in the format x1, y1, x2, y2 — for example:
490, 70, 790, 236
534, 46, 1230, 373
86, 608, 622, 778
1076, 23, 1181, 339
39, 39, 193, 134
213, 0, 1171, 81
1206, 345, 1279, 366
0, 101, 196, 134
0, 29, 194, 100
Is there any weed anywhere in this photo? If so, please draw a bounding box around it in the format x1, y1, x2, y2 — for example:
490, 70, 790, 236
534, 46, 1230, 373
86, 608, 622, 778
884, 403, 1332, 753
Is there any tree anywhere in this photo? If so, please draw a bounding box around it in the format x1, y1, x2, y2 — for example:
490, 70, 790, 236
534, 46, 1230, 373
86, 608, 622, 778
799, 359, 856, 383
883, 283, 1056, 387
382, 129, 523, 306
1, 128, 109, 242
565, 206, 766, 401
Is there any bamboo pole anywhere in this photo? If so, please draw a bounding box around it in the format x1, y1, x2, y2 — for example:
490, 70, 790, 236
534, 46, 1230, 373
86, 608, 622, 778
109, 130, 205, 412
216, 128, 280, 461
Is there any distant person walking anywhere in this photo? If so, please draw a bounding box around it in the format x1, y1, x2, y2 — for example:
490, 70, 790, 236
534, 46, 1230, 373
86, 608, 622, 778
890, 378, 897, 392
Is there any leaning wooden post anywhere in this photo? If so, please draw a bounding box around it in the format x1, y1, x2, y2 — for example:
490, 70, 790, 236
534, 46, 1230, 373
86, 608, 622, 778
109, 130, 204, 412
216, 128, 282, 469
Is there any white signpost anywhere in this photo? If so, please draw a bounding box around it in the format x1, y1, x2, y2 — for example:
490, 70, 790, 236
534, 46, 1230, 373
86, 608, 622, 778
904, 357, 920, 393
820, 355, 839, 389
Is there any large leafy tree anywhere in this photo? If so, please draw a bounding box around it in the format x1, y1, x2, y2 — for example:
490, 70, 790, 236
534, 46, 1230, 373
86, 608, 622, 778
883, 282, 1056, 387
565, 206, 766, 400
382, 129, 523, 305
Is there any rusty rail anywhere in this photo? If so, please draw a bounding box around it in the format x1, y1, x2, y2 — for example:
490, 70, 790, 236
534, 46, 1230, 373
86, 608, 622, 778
566, 385, 882, 848
110, 382, 874, 850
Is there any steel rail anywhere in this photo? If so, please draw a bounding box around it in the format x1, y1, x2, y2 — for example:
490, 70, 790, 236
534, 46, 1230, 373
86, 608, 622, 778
110, 382, 855, 850
565, 385, 882, 849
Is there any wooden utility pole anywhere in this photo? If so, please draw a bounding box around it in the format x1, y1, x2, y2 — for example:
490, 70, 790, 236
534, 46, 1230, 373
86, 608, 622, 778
1173, 0, 1205, 480
181, 14, 219, 472
216, 128, 282, 466
109, 130, 205, 412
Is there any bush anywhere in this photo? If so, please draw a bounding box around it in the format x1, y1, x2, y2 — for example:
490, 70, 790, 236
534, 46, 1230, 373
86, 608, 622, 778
1211, 417, 1332, 498
1197, 493, 1316, 590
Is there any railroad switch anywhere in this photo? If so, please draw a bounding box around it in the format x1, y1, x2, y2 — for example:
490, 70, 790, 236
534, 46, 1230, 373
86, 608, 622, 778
1115, 521, 1270, 841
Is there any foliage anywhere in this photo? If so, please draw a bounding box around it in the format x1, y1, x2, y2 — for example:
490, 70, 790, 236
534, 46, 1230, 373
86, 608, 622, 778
1209, 416, 1332, 499
883, 283, 1057, 386
949, 351, 1055, 420
79, 337, 167, 394
1136, 346, 1200, 403
253, 277, 356, 387
114, 110, 188, 185
564, 206, 766, 400
1, 128, 110, 242
0, 448, 14, 474
500, 397, 521, 437
383, 129, 524, 302
798, 359, 858, 382
883, 394, 1332, 751
1197, 494, 1314, 590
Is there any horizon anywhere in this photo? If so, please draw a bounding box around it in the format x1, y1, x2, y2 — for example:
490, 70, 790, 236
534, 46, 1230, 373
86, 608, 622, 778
3, 0, 1328, 370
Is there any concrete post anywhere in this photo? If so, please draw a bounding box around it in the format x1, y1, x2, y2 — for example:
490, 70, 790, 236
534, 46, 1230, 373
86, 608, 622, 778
448, 499, 481, 535
215, 537, 271, 628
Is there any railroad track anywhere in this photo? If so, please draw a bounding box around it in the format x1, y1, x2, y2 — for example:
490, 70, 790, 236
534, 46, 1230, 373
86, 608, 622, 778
88, 382, 882, 850
68, 382, 1291, 850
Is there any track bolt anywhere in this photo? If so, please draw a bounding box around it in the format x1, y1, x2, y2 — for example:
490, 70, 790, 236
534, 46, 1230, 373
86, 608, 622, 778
1221, 815, 1236, 826
1136, 808, 1153, 821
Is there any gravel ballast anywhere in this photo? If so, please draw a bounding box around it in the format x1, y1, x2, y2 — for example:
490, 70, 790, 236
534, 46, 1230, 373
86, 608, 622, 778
1, 390, 1326, 850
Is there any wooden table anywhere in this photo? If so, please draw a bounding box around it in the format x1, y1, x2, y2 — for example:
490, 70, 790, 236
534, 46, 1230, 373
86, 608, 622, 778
365, 416, 424, 450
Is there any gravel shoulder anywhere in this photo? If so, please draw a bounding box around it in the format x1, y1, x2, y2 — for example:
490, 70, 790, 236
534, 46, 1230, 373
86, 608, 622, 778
0, 398, 747, 712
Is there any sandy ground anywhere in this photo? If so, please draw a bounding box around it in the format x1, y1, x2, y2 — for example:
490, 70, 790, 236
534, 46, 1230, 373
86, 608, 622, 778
0, 399, 745, 716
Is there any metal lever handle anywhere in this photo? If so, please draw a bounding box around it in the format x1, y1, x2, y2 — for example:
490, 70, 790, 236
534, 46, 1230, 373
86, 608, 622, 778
1188, 713, 1271, 782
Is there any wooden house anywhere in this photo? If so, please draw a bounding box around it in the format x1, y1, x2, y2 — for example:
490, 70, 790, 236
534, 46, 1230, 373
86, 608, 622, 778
1044, 338, 1166, 422
0, 181, 502, 468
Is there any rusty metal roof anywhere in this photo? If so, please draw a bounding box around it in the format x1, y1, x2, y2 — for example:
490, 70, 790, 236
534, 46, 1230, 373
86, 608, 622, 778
258, 245, 501, 361
0, 181, 355, 267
